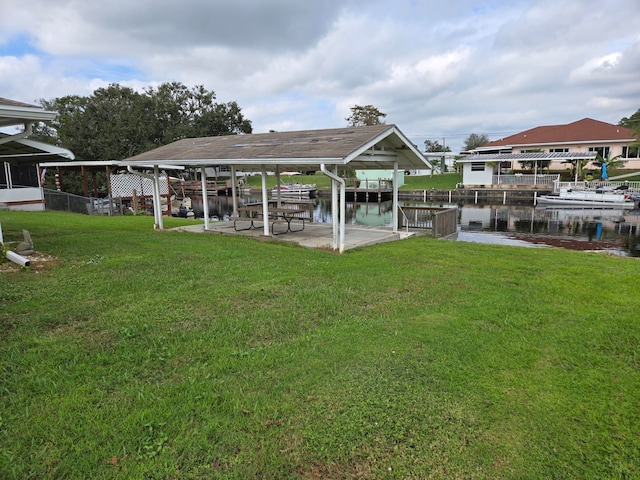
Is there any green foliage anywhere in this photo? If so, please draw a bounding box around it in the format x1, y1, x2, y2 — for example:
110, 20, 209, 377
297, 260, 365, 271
593, 152, 627, 170
402, 172, 462, 189
32, 82, 252, 163
424, 139, 451, 152
345, 105, 386, 127
1, 211, 639, 479
463, 132, 490, 151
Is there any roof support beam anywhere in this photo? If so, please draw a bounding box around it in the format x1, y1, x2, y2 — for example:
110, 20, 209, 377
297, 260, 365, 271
321, 163, 345, 253
0, 123, 32, 146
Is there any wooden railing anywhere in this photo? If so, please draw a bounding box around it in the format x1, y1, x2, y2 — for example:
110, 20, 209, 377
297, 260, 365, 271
398, 206, 458, 238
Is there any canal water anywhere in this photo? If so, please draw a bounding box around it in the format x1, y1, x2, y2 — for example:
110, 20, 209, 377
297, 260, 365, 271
189, 195, 640, 257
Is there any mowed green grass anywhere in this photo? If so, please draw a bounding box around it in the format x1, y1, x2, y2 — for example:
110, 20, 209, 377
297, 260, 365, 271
1, 211, 638, 479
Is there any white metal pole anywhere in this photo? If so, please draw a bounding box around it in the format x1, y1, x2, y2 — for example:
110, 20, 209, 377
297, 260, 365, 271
261, 165, 270, 236
392, 161, 398, 233
230, 165, 238, 217
338, 166, 345, 253
200, 166, 209, 230
153, 165, 164, 230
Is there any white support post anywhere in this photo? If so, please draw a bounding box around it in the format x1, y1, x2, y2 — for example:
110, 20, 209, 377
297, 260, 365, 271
339, 167, 345, 253
153, 165, 164, 230
320, 163, 345, 252
261, 165, 270, 236
200, 166, 209, 230
392, 161, 398, 233
230, 166, 238, 217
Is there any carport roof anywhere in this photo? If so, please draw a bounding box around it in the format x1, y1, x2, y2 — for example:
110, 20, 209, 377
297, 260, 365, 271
121, 124, 431, 171
0, 133, 75, 165
0, 97, 57, 128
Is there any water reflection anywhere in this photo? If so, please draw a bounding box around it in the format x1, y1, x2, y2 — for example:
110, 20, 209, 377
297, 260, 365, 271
189, 195, 640, 256
458, 204, 640, 256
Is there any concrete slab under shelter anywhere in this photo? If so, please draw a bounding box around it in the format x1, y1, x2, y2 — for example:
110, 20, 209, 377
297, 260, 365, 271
171, 221, 419, 252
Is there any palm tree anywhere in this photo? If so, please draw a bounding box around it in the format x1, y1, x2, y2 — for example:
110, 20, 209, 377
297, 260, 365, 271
593, 153, 627, 179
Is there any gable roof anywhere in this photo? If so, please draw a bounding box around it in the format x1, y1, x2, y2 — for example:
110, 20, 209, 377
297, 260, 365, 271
122, 124, 431, 171
479, 118, 636, 150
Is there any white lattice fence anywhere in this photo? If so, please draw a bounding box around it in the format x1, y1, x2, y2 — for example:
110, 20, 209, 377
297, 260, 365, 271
110, 174, 170, 214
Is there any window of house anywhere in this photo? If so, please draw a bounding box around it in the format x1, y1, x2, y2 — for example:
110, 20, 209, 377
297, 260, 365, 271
471, 163, 485, 171
622, 146, 640, 158
549, 148, 569, 153
588, 146, 610, 158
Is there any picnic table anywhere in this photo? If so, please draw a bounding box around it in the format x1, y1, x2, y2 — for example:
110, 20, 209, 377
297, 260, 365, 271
233, 205, 306, 235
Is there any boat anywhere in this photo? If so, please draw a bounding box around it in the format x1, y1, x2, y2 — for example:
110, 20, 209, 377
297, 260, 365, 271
537, 188, 635, 208
271, 183, 317, 198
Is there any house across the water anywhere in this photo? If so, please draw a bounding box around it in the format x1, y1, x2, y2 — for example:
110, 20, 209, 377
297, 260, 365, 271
459, 118, 638, 188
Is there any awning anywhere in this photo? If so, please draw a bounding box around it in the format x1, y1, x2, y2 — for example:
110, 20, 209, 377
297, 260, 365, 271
0, 134, 75, 165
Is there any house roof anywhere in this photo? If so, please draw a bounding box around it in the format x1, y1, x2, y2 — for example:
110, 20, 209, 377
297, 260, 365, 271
457, 152, 597, 163
0, 133, 75, 165
0, 97, 57, 128
478, 118, 636, 151
121, 124, 431, 171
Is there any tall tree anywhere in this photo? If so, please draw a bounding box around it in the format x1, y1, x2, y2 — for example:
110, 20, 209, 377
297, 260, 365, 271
32, 82, 252, 161
618, 107, 640, 130
619, 107, 640, 155
424, 139, 451, 152
345, 105, 386, 127
462, 133, 490, 151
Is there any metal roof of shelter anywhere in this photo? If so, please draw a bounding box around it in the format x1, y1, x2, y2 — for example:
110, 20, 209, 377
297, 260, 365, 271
0, 97, 57, 129
0, 133, 75, 165
1, 98, 73, 164
121, 124, 431, 171
457, 152, 597, 163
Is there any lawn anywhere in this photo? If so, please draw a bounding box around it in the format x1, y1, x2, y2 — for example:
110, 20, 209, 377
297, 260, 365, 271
244, 172, 462, 191
1, 211, 638, 479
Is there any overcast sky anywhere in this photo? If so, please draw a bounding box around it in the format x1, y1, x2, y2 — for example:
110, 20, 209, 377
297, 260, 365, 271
1, 0, 639, 152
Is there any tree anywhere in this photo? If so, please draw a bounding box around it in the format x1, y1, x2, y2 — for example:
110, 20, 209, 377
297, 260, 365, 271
423, 140, 452, 173
345, 105, 386, 127
424, 139, 451, 153
618, 107, 640, 130
593, 152, 627, 178
32, 82, 252, 161
31, 82, 252, 195
619, 107, 640, 156
462, 133, 490, 151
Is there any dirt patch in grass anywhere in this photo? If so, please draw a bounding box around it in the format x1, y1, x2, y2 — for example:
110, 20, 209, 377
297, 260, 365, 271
0, 251, 58, 272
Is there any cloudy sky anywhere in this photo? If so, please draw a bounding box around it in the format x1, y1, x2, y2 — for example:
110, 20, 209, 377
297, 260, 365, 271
1, 0, 639, 152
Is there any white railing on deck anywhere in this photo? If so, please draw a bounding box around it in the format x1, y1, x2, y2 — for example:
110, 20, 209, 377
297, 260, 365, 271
492, 174, 560, 186
554, 181, 640, 194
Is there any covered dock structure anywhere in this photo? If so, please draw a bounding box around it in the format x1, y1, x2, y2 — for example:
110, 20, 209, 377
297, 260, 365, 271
121, 124, 432, 252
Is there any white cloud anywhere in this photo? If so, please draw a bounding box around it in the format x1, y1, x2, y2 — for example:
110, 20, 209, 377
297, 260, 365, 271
1, 0, 639, 152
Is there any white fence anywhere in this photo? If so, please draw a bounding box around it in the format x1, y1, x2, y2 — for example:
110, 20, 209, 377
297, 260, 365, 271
554, 181, 640, 194
492, 174, 560, 186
